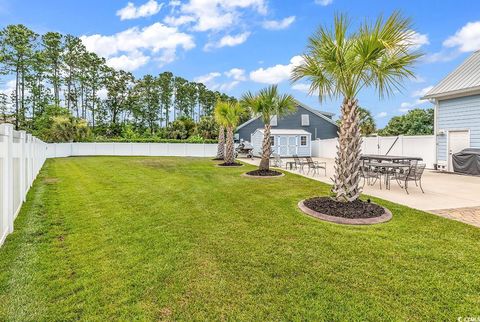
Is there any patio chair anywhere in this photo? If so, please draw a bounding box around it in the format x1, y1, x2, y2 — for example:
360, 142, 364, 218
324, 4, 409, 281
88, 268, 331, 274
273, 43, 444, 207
360, 163, 382, 188
270, 153, 283, 168
293, 154, 307, 172
395, 163, 426, 194
305, 157, 326, 176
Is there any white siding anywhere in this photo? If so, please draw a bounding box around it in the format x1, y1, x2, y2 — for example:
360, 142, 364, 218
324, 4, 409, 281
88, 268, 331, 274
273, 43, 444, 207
437, 94, 480, 161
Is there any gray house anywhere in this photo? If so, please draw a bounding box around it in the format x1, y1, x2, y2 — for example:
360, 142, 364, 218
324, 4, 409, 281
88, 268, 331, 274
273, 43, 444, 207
236, 100, 338, 145
423, 50, 480, 171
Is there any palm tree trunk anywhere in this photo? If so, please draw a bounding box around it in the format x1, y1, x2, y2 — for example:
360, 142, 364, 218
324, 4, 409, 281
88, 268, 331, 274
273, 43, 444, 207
259, 124, 271, 171
224, 127, 234, 164
332, 98, 363, 202
216, 126, 225, 159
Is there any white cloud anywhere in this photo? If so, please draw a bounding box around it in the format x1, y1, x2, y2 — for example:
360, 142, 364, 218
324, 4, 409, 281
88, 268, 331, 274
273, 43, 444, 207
262, 16, 295, 30
216, 81, 240, 91
204, 32, 250, 50
399, 102, 414, 113
443, 21, 480, 52
225, 68, 246, 81
97, 88, 108, 100
399, 98, 429, 113
407, 31, 429, 50
376, 111, 388, 118
315, 0, 333, 6
163, 15, 195, 26
425, 21, 480, 63
194, 67, 246, 92
117, 0, 163, 20
410, 75, 426, 83
423, 50, 461, 63
292, 83, 311, 94
194, 72, 222, 85
80, 22, 195, 70
412, 85, 434, 98
1, 79, 16, 96
250, 55, 304, 84
172, 0, 267, 32
106, 51, 150, 71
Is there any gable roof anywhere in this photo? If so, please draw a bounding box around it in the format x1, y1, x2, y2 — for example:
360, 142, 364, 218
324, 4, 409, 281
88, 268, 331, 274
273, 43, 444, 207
236, 100, 337, 131
423, 50, 480, 100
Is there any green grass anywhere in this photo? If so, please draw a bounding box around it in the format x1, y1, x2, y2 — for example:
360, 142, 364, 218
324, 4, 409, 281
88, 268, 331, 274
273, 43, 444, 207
1, 157, 479, 321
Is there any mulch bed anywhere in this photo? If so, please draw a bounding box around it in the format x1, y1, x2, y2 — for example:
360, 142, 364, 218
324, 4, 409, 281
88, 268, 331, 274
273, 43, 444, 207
217, 162, 243, 167
303, 197, 385, 219
245, 169, 283, 177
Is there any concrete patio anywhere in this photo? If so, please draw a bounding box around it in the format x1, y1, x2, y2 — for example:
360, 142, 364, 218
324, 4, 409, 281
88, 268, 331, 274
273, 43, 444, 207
242, 157, 480, 227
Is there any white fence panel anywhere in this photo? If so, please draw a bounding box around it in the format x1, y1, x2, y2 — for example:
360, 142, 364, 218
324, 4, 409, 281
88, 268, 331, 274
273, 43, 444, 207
45, 142, 218, 158
94, 143, 114, 155
111, 143, 130, 156
312, 135, 436, 168
1, 124, 47, 247
131, 143, 150, 156
150, 143, 169, 156
205, 144, 217, 157
72, 143, 95, 156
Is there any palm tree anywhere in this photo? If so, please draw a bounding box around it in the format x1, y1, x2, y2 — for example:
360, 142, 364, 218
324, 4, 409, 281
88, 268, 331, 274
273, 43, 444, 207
241, 85, 296, 171
214, 100, 245, 164
292, 12, 421, 202
214, 124, 225, 160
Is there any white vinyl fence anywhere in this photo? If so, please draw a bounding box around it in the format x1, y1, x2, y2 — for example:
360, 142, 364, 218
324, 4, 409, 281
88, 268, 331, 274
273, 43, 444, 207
46, 142, 219, 158
0, 124, 47, 246
312, 135, 436, 168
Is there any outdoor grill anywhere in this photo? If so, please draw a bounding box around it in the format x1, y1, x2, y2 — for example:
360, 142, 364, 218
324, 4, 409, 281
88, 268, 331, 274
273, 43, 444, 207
452, 148, 480, 176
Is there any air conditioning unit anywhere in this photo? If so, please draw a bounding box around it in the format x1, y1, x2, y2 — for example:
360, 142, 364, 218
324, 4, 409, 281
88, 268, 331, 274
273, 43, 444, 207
436, 160, 447, 171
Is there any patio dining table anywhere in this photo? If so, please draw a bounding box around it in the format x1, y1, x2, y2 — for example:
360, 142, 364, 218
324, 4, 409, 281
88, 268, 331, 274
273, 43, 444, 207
361, 154, 423, 162
364, 161, 412, 190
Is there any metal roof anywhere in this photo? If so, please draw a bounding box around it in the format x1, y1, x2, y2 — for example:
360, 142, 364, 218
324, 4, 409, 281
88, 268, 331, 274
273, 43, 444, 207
255, 129, 311, 135
423, 50, 480, 100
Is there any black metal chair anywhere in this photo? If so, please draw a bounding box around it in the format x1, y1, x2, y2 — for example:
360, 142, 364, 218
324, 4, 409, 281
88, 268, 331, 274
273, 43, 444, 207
305, 157, 326, 176
292, 154, 307, 172
395, 163, 426, 194
360, 163, 382, 188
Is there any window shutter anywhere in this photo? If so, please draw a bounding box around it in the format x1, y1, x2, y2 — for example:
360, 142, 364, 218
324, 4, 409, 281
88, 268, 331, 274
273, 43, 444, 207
270, 115, 278, 126
301, 114, 310, 126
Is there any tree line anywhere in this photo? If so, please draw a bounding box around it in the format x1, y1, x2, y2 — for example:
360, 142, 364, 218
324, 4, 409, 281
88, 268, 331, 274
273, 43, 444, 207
0, 24, 238, 141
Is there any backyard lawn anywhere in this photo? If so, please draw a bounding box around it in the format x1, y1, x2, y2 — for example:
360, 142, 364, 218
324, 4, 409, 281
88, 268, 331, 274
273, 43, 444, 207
1, 157, 480, 320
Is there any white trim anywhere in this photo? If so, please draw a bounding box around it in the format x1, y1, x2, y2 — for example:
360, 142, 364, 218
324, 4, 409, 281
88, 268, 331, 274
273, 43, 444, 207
446, 129, 471, 171
423, 86, 480, 100
300, 135, 308, 146
433, 99, 438, 165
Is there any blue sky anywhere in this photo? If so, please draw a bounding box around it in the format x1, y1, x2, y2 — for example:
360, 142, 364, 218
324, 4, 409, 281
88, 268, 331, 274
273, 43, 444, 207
1, 0, 480, 127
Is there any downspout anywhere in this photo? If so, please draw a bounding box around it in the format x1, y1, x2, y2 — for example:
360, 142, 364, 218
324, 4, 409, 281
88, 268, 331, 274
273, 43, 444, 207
430, 98, 438, 170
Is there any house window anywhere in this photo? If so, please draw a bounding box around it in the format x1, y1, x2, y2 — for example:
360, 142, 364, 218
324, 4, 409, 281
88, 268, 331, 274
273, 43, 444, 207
301, 114, 310, 126
270, 136, 275, 147
300, 135, 307, 146
270, 115, 278, 126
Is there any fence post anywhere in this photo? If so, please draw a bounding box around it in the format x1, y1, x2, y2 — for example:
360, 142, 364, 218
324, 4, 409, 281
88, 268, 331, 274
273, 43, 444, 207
27, 134, 33, 187
18, 131, 26, 203
1, 124, 14, 234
